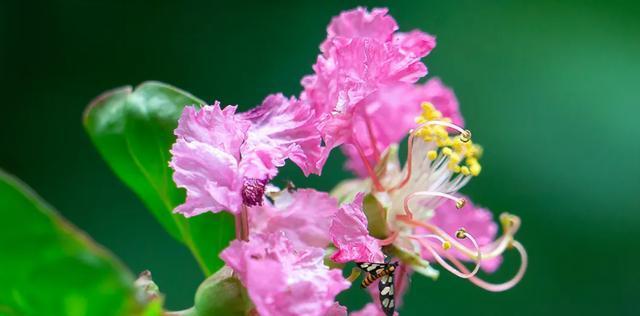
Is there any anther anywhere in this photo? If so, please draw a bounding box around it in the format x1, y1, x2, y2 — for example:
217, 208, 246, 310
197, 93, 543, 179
456, 198, 466, 209
460, 129, 472, 142
442, 241, 451, 250
456, 228, 467, 239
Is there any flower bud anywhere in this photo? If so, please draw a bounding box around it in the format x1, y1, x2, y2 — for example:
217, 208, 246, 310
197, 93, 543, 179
194, 266, 250, 316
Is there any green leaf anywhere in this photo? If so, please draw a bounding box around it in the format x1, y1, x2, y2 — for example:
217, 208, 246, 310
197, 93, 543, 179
83, 81, 235, 276
0, 169, 159, 316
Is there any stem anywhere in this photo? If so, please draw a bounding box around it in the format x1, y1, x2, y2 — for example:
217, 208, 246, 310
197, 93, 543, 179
235, 204, 250, 241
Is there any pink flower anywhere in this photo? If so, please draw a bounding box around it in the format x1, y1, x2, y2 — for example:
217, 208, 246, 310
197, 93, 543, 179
343, 78, 464, 177
426, 196, 502, 273
250, 188, 339, 248
170, 94, 323, 215
220, 233, 350, 316
324, 303, 348, 316
301, 7, 436, 173
330, 193, 385, 263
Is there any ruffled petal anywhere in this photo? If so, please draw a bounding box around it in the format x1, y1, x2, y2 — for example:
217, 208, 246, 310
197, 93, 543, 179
170, 103, 250, 214
174, 103, 250, 159
302, 7, 437, 174
250, 188, 339, 248
324, 303, 348, 316
240, 93, 324, 178
220, 233, 350, 316
321, 7, 398, 52
330, 193, 385, 263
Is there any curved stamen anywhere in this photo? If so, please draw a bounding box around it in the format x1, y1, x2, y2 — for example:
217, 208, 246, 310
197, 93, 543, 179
390, 131, 416, 192
446, 240, 528, 292
410, 233, 450, 250
409, 228, 482, 279
362, 113, 381, 162
353, 138, 385, 191
378, 231, 399, 246
402, 191, 465, 218
397, 212, 518, 261
421, 121, 471, 142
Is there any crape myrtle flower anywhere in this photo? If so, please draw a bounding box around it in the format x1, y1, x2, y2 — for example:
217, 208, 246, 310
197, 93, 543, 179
169, 93, 323, 217
331, 103, 527, 297
168, 6, 527, 316
301, 7, 437, 178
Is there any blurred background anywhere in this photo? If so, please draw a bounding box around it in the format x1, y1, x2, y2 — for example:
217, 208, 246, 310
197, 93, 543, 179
1, 0, 639, 315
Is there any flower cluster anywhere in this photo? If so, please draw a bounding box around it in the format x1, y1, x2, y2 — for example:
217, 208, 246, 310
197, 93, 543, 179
170, 7, 526, 316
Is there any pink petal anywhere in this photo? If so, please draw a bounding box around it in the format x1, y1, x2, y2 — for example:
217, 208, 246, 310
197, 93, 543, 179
427, 196, 502, 273
330, 193, 385, 263
418, 78, 464, 127
170, 94, 325, 216
343, 78, 464, 177
170, 138, 243, 216
240, 93, 324, 178
321, 7, 398, 52
174, 103, 250, 159
302, 7, 437, 173
324, 303, 348, 316
250, 189, 339, 248
221, 233, 350, 316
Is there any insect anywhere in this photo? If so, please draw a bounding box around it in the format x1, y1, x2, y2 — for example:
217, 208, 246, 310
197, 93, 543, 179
356, 262, 398, 316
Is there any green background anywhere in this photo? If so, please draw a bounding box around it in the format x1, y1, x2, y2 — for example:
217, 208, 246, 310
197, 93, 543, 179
1, 0, 638, 315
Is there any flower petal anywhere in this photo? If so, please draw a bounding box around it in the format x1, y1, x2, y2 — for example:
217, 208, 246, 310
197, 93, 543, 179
240, 93, 324, 178
330, 193, 385, 263
170, 139, 243, 216
174, 103, 249, 159
321, 7, 398, 52
221, 233, 350, 316
251, 188, 339, 248
302, 7, 437, 174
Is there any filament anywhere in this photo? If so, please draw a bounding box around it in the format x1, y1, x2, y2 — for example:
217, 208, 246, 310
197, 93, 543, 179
421, 121, 471, 142
390, 131, 416, 191
409, 228, 482, 279
378, 231, 399, 246
403, 191, 465, 218
362, 113, 381, 162
397, 212, 518, 261
446, 240, 528, 292
353, 138, 385, 191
